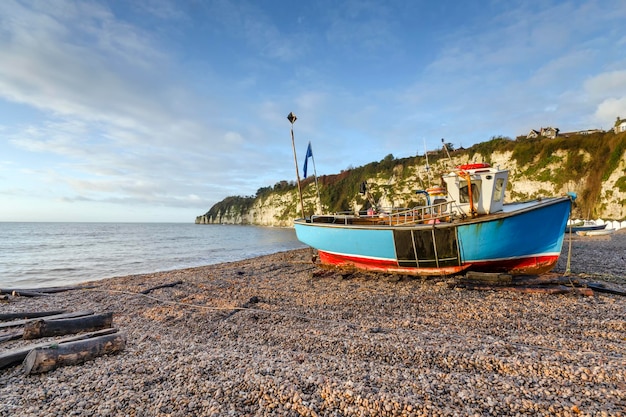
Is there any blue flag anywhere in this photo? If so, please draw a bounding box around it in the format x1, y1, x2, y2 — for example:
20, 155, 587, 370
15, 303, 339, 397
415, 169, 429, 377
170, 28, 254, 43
303, 142, 313, 178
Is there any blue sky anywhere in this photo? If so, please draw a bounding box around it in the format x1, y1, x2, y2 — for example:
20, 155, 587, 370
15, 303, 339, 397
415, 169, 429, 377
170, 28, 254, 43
1, 0, 625, 222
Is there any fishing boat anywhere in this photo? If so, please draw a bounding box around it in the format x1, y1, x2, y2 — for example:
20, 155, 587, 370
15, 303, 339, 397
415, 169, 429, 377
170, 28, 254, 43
293, 163, 574, 276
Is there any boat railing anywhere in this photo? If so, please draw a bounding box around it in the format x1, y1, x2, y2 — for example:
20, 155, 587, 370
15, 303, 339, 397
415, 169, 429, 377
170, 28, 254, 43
310, 200, 457, 225
383, 200, 456, 225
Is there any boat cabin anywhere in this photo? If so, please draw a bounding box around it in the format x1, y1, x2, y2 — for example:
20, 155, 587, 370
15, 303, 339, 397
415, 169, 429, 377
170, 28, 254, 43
442, 163, 508, 216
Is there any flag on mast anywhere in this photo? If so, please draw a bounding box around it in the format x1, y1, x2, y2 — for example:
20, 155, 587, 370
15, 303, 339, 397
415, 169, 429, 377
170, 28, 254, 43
303, 142, 313, 178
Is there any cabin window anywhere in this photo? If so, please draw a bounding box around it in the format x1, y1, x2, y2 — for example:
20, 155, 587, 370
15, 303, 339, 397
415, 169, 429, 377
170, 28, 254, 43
493, 178, 505, 202
459, 183, 480, 204
432, 198, 447, 214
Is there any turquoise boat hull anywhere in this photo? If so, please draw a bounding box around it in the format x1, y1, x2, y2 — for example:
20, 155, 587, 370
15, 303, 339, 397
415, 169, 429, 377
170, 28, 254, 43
294, 197, 571, 276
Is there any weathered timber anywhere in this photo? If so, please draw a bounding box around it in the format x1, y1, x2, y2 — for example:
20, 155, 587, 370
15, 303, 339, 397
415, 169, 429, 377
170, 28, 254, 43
0, 328, 118, 370
0, 331, 24, 343
0, 285, 95, 295
1, 289, 50, 297
24, 332, 126, 374
460, 284, 594, 296
511, 274, 583, 286
23, 312, 113, 340
140, 280, 183, 294
0, 310, 68, 321
462, 271, 513, 285
0, 311, 94, 329
585, 283, 626, 296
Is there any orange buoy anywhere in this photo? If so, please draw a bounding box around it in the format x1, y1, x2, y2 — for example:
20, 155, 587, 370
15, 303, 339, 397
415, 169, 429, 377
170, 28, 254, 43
457, 163, 491, 170
426, 186, 446, 195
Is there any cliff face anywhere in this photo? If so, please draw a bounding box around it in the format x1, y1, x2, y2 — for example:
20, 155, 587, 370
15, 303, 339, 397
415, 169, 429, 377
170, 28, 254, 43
197, 135, 626, 226
196, 192, 297, 226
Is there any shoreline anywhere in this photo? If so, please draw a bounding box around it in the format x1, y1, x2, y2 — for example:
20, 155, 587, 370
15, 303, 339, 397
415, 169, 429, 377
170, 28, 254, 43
1, 235, 625, 416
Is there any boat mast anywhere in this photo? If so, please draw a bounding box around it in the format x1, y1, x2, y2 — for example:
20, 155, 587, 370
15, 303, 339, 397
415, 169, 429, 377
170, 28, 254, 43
287, 112, 306, 218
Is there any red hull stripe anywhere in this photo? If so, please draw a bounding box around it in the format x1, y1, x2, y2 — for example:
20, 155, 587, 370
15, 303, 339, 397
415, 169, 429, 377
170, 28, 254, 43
318, 251, 470, 276
318, 251, 559, 276
468, 255, 560, 275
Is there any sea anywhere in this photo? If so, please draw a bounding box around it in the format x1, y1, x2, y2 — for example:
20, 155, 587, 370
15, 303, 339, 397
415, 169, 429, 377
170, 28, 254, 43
0, 223, 307, 289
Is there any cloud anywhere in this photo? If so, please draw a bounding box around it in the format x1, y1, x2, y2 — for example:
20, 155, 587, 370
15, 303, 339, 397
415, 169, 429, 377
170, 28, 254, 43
594, 98, 626, 126
585, 70, 626, 98
583, 70, 626, 126
0, 0, 298, 216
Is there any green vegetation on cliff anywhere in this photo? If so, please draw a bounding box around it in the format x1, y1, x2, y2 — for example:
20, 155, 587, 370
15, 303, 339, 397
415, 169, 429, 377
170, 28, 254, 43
198, 131, 626, 224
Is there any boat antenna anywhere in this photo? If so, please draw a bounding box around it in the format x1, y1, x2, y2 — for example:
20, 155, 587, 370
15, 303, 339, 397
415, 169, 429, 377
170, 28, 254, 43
287, 112, 306, 218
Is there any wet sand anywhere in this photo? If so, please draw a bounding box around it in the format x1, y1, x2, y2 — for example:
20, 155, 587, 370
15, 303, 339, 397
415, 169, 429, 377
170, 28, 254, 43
1, 232, 625, 416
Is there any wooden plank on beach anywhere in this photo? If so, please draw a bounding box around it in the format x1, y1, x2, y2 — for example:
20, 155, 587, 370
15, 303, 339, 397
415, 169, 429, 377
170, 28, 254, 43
0, 311, 94, 329
24, 332, 126, 374
462, 271, 513, 284
0, 330, 24, 343
0, 328, 118, 370
0, 310, 68, 321
585, 283, 626, 296
0, 285, 95, 295
459, 284, 594, 296
0, 289, 50, 297
23, 312, 113, 340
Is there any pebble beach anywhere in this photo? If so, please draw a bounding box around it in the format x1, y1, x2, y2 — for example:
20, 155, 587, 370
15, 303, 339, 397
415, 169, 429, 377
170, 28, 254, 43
1, 233, 625, 416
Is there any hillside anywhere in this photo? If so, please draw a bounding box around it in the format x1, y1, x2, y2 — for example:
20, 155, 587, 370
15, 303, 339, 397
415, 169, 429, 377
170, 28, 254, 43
196, 131, 626, 226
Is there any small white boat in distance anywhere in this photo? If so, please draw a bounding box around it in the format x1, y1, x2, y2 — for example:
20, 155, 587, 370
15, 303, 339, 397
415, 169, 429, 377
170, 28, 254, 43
565, 220, 607, 234
576, 228, 615, 236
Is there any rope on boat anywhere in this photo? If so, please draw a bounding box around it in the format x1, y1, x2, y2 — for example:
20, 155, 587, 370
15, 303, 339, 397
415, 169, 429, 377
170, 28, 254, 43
565, 208, 573, 276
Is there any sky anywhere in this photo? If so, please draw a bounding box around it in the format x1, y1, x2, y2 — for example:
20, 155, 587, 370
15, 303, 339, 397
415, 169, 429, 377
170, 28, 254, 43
1, 0, 625, 222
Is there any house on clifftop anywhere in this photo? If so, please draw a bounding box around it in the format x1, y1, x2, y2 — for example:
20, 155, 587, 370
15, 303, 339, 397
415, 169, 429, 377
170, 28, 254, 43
614, 117, 626, 134
527, 126, 559, 139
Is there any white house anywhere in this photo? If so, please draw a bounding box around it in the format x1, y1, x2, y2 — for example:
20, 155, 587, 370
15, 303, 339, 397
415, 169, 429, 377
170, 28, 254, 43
526, 127, 559, 139
614, 117, 626, 134
540, 127, 559, 139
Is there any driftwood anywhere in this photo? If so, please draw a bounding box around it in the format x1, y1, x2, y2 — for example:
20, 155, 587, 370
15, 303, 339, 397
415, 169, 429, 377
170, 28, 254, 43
0, 310, 94, 329
454, 269, 626, 297
23, 312, 113, 340
451, 272, 616, 297
23, 332, 126, 374
585, 283, 626, 296
1, 289, 50, 297
140, 280, 183, 294
0, 310, 68, 321
0, 285, 95, 296
461, 271, 513, 285
457, 284, 594, 296
0, 328, 118, 370
0, 330, 24, 343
